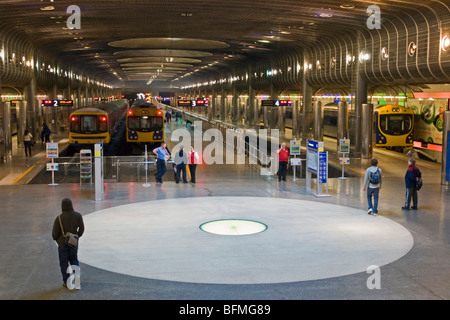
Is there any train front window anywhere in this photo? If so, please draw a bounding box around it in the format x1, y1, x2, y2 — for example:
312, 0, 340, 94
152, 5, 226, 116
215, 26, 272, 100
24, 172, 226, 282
70, 115, 108, 133
379, 114, 413, 135
128, 116, 163, 132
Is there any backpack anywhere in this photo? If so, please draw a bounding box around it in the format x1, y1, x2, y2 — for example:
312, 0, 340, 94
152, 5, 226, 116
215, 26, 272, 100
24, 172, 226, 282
414, 168, 423, 191
369, 168, 380, 184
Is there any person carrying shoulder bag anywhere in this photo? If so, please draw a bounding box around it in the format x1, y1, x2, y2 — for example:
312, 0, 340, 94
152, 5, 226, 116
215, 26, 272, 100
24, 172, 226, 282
52, 198, 85, 289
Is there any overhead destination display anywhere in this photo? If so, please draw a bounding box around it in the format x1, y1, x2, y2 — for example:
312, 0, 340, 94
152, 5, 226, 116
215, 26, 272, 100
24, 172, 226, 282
261, 100, 293, 107
177, 99, 209, 107
41, 100, 74, 107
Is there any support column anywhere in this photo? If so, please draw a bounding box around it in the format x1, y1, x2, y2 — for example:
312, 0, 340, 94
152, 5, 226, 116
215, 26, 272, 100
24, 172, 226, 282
77, 85, 82, 108
248, 84, 255, 127
313, 100, 323, 141
232, 85, 238, 124
208, 89, 215, 121
361, 103, 374, 159
2, 102, 12, 161
301, 74, 313, 141
220, 88, 225, 121
50, 84, 58, 134
292, 100, 300, 139
24, 77, 37, 139
350, 32, 368, 157
337, 101, 349, 149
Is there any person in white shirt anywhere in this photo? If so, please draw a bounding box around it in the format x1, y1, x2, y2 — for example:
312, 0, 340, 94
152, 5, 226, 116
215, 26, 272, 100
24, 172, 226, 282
23, 129, 33, 157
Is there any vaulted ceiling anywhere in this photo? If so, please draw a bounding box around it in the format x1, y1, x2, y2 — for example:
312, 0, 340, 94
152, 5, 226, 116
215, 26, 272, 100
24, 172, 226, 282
1, 0, 449, 91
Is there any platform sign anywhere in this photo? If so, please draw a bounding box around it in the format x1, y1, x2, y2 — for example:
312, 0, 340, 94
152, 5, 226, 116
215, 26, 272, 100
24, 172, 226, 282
339, 139, 350, 154
306, 140, 323, 173
290, 140, 301, 155
339, 157, 350, 165
261, 100, 293, 107
41, 99, 74, 107
192, 99, 208, 107
318, 152, 328, 183
447, 132, 450, 182
178, 100, 192, 107
46, 163, 59, 171
46, 143, 59, 158
290, 158, 302, 166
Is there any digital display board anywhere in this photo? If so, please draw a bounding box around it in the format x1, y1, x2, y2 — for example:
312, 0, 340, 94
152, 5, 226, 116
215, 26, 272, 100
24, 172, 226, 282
178, 100, 192, 106
261, 100, 293, 107
41, 100, 74, 107
192, 99, 208, 107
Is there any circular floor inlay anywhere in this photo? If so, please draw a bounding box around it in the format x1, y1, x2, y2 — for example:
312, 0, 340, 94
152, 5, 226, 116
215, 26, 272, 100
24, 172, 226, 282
80, 197, 414, 284
200, 219, 268, 236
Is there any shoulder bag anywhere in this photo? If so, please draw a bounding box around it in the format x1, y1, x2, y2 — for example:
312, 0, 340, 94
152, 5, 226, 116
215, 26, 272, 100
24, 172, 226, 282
58, 215, 79, 248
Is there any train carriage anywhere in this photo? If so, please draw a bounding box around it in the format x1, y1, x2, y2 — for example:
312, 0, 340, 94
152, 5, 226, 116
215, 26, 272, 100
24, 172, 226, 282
323, 103, 414, 149
69, 100, 128, 145
126, 100, 165, 145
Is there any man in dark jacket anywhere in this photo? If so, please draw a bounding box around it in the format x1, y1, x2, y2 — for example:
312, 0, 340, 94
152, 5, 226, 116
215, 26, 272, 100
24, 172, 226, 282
402, 158, 421, 210
52, 198, 85, 288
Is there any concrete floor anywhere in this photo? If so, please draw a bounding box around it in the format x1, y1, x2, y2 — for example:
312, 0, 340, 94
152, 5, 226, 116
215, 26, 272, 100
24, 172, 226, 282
0, 120, 449, 302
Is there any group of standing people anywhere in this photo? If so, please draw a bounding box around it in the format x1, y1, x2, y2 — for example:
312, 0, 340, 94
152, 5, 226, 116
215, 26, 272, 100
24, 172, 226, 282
22, 123, 51, 157
363, 157, 422, 216
152, 142, 199, 184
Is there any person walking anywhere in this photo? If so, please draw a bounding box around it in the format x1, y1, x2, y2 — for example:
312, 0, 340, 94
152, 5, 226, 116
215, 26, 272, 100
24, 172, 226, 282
153, 142, 170, 184
174, 146, 188, 183
277, 142, 290, 181
41, 123, 51, 143
363, 158, 382, 216
23, 129, 33, 157
52, 198, 85, 289
188, 146, 200, 183
402, 158, 421, 210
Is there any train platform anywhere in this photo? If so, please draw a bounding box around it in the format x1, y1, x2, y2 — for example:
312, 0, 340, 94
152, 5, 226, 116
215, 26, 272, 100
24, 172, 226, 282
0, 118, 449, 301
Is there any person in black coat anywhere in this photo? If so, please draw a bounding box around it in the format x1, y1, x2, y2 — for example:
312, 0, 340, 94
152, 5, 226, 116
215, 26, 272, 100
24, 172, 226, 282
52, 198, 85, 288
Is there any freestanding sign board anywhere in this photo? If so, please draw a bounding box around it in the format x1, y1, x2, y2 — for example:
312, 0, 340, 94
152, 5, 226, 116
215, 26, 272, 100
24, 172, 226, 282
46, 142, 59, 186
306, 139, 330, 197
95, 143, 104, 201
289, 139, 301, 181
338, 138, 350, 179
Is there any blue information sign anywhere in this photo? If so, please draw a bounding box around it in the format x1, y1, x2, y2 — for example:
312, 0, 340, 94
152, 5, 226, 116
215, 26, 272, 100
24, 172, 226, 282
318, 151, 328, 183
447, 132, 450, 182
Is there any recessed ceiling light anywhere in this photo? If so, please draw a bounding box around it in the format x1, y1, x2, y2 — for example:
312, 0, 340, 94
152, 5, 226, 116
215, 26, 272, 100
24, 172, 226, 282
340, 4, 355, 9
40, 6, 54, 11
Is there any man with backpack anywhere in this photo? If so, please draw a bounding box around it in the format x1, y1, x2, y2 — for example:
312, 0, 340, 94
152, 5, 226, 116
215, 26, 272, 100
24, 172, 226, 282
402, 158, 421, 210
363, 158, 382, 216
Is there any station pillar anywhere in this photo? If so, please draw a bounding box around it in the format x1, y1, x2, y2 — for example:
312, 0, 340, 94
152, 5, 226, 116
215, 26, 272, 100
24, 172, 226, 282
361, 103, 374, 159
292, 100, 300, 139
16, 100, 26, 149
441, 111, 450, 186
337, 101, 349, 150
1, 102, 12, 162
313, 100, 323, 141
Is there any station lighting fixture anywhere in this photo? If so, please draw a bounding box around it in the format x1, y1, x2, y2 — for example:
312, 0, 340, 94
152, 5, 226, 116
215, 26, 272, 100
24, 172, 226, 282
408, 42, 417, 56
441, 35, 450, 52
359, 52, 370, 62
381, 47, 389, 60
